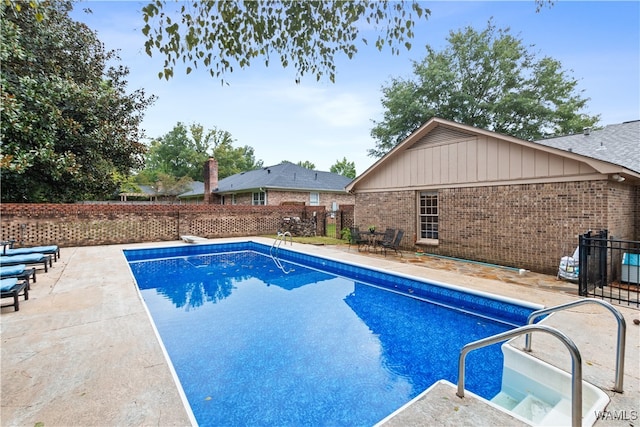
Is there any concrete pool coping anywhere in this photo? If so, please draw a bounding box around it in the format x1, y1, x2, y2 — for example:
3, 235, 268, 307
1, 237, 638, 426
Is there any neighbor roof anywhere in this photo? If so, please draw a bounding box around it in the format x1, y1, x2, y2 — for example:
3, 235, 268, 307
177, 181, 205, 198
533, 120, 640, 173
215, 162, 352, 194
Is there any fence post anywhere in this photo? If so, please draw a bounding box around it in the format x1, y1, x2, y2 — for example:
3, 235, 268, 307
597, 230, 609, 288
578, 231, 590, 296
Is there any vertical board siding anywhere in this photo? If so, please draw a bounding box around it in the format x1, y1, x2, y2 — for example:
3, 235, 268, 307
357, 129, 599, 190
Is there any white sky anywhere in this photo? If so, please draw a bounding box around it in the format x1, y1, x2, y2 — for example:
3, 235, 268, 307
69, 1, 640, 175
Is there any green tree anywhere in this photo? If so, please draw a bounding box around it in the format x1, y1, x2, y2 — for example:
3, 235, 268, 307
143, 123, 205, 181
1, 2, 155, 202
150, 173, 194, 197
296, 160, 316, 170
141, 1, 429, 82
330, 157, 356, 179
369, 20, 599, 158
8, 1, 554, 86
213, 142, 263, 179
141, 122, 262, 183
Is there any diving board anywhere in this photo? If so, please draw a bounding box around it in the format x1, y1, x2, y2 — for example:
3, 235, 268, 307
180, 235, 208, 244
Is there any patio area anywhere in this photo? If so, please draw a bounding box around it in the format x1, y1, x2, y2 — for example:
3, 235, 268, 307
1, 238, 638, 426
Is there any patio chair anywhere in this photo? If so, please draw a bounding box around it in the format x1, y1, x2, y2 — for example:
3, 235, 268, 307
379, 228, 396, 247
1, 278, 29, 312
348, 227, 368, 252
2, 240, 60, 262
381, 229, 404, 257
0, 264, 36, 289
0, 253, 51, 273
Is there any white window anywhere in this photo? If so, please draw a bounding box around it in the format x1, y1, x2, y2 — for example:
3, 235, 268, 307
309, 192, 320, 206
231, 194, 237, 205
252, 191, 266, 205
419, 191, 438, 240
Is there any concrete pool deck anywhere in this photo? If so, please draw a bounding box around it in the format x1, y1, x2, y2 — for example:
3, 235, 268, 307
1, 238, 638, 426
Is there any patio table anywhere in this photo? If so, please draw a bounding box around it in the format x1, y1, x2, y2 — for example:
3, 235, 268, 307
364, 231, 385, 252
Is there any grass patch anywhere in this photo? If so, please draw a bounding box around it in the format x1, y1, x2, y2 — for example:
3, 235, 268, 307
326, 223, 337, 238
263, 234, 345, 246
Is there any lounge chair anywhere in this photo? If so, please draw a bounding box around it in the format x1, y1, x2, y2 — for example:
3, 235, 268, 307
348, 227, 368, 251
381, 230, 404, 257
0, 253, 51, 272
2, 240, 60, 262
1, 278, 29, 311
0, 264, 36, 288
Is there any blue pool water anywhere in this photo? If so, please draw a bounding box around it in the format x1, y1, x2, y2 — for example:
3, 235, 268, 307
124, 242, 538, 426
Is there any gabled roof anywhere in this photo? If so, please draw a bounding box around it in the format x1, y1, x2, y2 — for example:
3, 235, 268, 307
347, 117, 639, 191
215, 162, 352, 194
533, 120, 639, 173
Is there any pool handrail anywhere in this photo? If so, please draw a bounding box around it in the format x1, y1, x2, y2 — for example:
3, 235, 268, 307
456, 324, 582, 427
525, 298, 626, 393
270, 231, 293, 273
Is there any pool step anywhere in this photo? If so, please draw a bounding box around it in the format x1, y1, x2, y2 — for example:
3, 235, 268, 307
490, 391, 519, 410
491, 392, 571, 426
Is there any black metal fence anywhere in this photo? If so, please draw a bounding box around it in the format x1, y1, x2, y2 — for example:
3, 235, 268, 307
578, 230, 640, 307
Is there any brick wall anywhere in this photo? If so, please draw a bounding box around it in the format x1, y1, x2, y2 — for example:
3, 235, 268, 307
606, 182, 637, 241
0, 204, 325, 247
353, 191, 416, 245
355, 180, 638, 274
637, 185, 640, 238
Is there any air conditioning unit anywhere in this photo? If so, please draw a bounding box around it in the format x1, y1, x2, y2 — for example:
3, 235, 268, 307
621, 253, 639, 284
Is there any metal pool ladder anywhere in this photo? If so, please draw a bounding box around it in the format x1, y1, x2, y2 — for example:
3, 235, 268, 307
270, 231, 292, 273
524, 298, 626, 393
456, 298, 627, 427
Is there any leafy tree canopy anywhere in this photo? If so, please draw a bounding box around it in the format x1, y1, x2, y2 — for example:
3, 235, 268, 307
149, 173, 194, 197
138, 122, 263, 184
141, 1, 429, 83
369, 20, 599, 158
296, 160, 316, 170
7, 0, 554, 87
1, 2, 155, 202
330, 157, 357, 179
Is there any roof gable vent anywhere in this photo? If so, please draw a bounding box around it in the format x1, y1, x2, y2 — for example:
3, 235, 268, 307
408, 126, 475, 150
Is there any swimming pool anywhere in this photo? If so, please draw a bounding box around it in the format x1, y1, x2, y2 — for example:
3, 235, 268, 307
124, 242, 540, 426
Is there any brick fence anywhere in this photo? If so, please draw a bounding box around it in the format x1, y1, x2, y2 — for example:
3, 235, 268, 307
0, 203, 327, 247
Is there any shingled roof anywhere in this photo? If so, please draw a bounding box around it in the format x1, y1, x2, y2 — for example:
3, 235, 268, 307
533, 120, 640, 173
214, 162, 353, 194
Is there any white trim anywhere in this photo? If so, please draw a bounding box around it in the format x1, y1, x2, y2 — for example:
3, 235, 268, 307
353, 173, 609, 193
416, 238, 439, 246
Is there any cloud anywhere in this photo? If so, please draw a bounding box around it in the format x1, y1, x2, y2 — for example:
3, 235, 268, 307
261, 84, 379, 128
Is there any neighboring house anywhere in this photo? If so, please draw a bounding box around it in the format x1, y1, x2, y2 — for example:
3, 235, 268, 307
201, 159, 355, 210
121, 182, 205, 203
346, 117, 639, 274
176, 181, 205, 203
119, 184, 158, 202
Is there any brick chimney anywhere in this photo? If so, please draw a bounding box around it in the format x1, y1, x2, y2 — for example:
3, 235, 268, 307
203, 158, 218, 204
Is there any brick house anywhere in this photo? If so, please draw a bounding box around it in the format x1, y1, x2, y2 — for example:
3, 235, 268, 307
346, 117, 640, 274
201, 159, 355, 211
